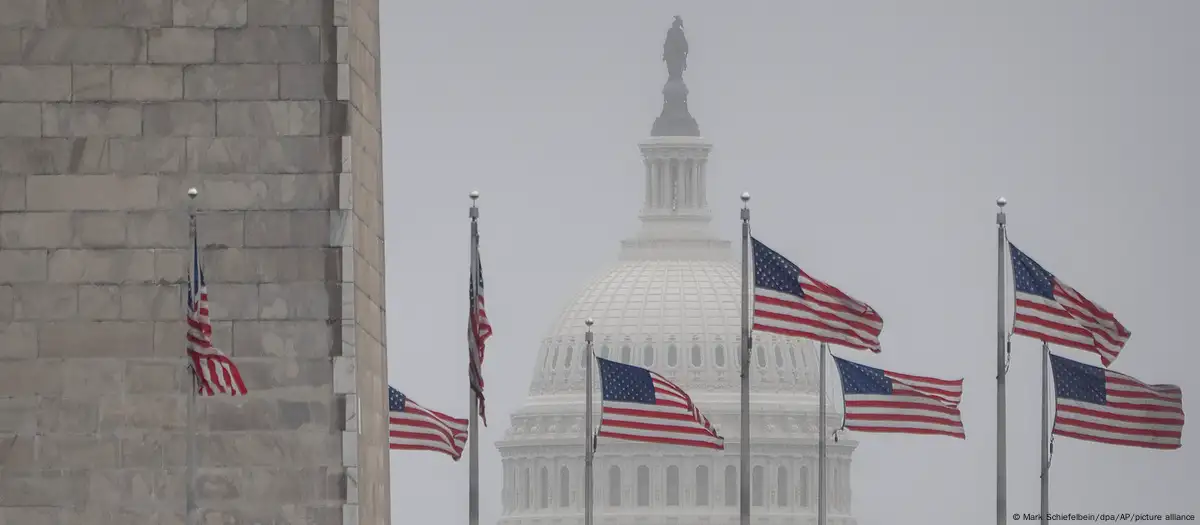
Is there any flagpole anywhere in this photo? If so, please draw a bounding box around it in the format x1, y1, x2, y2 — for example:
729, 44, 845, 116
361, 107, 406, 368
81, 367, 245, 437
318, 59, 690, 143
739, 192, 751, 525
995, 196, 1008, 525
185, 187, 199, 525
468, 190, 480, 525
1039, 341, 1050, 525
584, 318, 595, 525
818, 342, 827, 525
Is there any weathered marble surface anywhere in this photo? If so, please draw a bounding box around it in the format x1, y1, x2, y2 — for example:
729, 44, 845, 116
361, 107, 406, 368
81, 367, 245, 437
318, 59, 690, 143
0, 0, 388, 523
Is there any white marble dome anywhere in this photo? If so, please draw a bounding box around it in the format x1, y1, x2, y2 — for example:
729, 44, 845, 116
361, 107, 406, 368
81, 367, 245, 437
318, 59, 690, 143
495, 134, 860, 525
528, 259, 824, 398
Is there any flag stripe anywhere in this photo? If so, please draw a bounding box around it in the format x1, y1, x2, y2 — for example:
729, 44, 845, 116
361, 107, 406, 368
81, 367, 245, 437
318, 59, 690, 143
469, 236, 492, 426
846, 397, 962, 416
751, 238, 883, 352
1010, 243, 1130, 367
889, 377, 962, 406
841, 425, 965, 439
1051, 429, 1181, 450
389, 387, 468, 461
834, 356, 965, 440
596, 358, 724, 451
187, 231, 247, 397
1049, 353, 1183, 450
754, 287, 883, 351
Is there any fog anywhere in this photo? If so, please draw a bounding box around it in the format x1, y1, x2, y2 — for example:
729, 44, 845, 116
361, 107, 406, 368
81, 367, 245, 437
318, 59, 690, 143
381, 2, 1200, 523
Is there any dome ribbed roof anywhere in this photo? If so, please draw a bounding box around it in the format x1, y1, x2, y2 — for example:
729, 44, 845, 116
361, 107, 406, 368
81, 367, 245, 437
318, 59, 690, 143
526, 259, 822, 398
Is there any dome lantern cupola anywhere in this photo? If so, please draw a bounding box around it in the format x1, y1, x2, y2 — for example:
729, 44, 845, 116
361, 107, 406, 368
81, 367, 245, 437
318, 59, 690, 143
623, 16, 727, 262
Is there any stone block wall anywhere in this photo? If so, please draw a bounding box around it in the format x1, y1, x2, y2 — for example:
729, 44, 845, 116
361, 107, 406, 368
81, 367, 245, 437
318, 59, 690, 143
0, 0, 388, 523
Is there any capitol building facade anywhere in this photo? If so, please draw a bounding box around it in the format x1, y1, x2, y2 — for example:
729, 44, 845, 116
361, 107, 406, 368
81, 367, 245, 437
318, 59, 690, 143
495, 20, 858, 525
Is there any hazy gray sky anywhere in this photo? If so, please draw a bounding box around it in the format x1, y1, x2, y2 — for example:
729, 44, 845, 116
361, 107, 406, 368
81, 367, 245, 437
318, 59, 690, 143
381, 2, 1199, 523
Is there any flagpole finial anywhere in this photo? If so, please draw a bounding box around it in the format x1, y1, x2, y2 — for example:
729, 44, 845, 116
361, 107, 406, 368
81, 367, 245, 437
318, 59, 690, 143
187, 188, 200, 222
741, 192, 750, 205
996, 196, 1007, 208
470, 190, 479, 201
585, 318, 594, 327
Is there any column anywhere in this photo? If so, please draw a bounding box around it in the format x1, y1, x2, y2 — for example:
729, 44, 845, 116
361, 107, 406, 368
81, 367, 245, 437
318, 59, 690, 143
502, 460, 512, 513
654, 159, 665, 210
689, 158, 699, 209
659, 159, 671, 209
685, 158, 694, 210
652, 159, 660, 209
668, 159, 677, 210
644, 159, 652, 209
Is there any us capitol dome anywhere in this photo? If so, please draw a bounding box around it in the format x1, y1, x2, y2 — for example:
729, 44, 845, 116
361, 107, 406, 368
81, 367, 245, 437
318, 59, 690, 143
496, 18, 858, 525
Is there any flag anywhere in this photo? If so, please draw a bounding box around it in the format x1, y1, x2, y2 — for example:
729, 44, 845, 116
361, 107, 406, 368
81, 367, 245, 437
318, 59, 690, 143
751, 237, 884, 352
1009, 242, 1130, 367
595, 357, 724, 450
388, 386, 469, 460
469, 234, 493, 425
1049, 353, 1183, 450
187, 231, 247, 396
832, 356, 965, 439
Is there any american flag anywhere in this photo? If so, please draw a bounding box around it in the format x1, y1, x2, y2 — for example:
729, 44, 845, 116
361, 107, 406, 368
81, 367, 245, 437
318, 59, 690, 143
595, 357, 724, 450
469, 234, 493, 426
752, 237, 884, 352
1009, 242, 1130, 367
187, 230, 247, 396
1049, 353, 1184, 450
832, 355, 965, 439
388, 386, 469, 460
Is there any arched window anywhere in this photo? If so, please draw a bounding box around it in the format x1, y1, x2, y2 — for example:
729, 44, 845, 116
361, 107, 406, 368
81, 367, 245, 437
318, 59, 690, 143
621, 345, 632, 363
777, 467, 789, 506
691, 344, 703, 367
666, 465, 679, 506
713, 345, 725, 367
732, 344, 741, 373
752, 466, 764, 506
642, 345, 654, 367
775, 345, 785, 367
600, 345, 610, 359
539, 467, 549, 508
756, 345, 767, 368
636, 465, 650, 506
798, 466, 809, 507
563, 345, 574, 370
549, 345, 560, 370
723, 466, 737, 507
608, 466, 621, 506
667, 344, 679, 367
695, 465, 710, 506
559, 466, 570, 508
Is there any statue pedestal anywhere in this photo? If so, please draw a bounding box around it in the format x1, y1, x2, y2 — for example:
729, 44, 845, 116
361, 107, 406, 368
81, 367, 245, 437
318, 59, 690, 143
651, 79, 700, 137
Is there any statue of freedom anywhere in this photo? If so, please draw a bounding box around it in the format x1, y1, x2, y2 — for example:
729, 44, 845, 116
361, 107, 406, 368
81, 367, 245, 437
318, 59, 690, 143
663, 16, 688, 82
